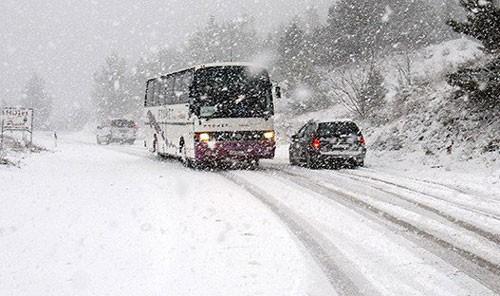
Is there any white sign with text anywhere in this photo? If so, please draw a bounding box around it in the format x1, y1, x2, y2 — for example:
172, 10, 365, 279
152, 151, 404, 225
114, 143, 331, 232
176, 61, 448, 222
1, 107, 33, 132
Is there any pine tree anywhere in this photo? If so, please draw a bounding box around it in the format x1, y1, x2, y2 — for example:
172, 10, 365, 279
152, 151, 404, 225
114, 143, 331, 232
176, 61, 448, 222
448, 0, 500, 53
276, 20, 326, 113
321, 0, 452, 66
360, 66, 387, 119
324, 0, 386, 64
277, 22, 310, 85
185, 16, 221, 64
303, 6, 321, 34
446, 0, 500, 111
20, 73, 53, 130
92, 54, 133, 122
185, 16, 259, 65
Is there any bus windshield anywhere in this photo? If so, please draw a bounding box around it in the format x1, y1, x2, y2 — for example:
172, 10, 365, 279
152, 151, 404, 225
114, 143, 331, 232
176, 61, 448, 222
192, 66, 273, 119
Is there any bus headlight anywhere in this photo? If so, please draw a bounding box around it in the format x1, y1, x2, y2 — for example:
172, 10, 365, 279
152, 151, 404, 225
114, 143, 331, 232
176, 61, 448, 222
198, 133, 211, 142
263, 131, 275, 141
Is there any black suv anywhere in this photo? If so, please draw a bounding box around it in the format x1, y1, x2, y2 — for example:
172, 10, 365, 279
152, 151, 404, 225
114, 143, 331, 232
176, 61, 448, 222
289, 120, 366, 168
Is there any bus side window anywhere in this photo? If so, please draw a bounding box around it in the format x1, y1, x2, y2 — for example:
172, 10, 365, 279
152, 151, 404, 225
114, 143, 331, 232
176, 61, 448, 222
146, 80, 155, 107
158, 77, 167, 106
181, 71, 193, 104
150, 80, 157, 106
156, 79, 163, 106
171, 75, 179, 105
165, 75, 175, 105
174, 71, 193, 104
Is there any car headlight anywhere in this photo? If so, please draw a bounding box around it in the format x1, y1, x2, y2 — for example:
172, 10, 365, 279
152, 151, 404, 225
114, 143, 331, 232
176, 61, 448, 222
198, 133, 211, 142
263, 131, 275, 141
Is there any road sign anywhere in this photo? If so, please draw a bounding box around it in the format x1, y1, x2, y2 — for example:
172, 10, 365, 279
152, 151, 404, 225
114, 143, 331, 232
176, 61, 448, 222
1, 107, 33, 132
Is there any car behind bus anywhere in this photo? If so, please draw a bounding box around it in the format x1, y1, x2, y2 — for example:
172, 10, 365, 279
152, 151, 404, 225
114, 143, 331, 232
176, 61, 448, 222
97, 119, 138, 145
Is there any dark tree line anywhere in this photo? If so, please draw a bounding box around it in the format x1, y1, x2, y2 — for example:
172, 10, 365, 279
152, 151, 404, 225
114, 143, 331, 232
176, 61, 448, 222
91, 15, 263, 122
14, 73, 88, 131
20, 73, 53, 130
92, 0, 460, 121
447, 0, 500, 112
272, 0, 455, 117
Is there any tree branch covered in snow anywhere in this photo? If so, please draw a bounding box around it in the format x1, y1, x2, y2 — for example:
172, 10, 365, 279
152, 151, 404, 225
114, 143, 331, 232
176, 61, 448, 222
329, 62, 387, 120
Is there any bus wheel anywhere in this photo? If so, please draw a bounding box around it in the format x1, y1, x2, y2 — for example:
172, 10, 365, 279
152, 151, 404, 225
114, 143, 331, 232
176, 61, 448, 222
179, 138, 185, 154
246, 159, 260, 170
181, 150, 190, 167
179, 139, 191, 168
184, 158, 195, 168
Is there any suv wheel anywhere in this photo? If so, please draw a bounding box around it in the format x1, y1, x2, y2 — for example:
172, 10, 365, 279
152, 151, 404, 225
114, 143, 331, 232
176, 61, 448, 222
289, 152, 297, 166
306, 153, 319, 169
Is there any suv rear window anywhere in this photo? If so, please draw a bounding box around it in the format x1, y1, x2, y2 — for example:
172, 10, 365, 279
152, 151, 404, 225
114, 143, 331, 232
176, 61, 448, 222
317, 122, 360, 137
111, 120, 135, 128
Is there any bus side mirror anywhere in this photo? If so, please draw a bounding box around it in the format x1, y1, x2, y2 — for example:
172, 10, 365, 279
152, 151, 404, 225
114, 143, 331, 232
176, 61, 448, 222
275, 86, 282, 99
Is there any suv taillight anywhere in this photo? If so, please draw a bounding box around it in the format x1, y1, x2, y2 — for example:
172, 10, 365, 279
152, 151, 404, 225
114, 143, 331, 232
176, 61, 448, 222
359, 135, 366, 145
311, 138, 321, 150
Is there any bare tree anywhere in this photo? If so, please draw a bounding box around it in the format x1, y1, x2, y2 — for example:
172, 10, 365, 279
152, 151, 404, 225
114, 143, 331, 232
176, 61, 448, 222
395, 51, 413, 88
329, 68, 367, 117
329, 62, 387, 119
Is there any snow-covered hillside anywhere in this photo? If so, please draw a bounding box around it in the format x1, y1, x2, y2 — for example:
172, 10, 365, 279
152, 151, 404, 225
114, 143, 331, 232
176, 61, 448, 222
277, 38, 499, 173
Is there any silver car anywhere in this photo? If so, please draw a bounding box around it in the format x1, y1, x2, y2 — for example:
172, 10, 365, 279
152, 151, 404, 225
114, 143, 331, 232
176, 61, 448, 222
97, 119, 137, 145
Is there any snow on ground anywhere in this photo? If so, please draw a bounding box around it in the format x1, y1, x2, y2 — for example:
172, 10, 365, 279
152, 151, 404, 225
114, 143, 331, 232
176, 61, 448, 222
0, 132, 500, 295
365, 150, 500, 198
231, 170, 497, 296
1, 130, 499, 295
272, 143, 499, 201
0, 133, 333, 296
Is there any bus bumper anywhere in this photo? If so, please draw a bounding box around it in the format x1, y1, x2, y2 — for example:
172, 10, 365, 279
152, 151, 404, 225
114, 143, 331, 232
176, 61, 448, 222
195, 141, 276, 162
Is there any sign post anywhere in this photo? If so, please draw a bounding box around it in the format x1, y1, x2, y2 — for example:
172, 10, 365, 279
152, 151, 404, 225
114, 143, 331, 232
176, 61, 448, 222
0, 119, 4, 152
1, 107, 34, 146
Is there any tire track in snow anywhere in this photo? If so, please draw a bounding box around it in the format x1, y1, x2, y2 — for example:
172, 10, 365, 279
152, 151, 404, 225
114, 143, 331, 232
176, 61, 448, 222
90, 144, 500, 291
267, 168, 500, 278
339, 169, 500, 218
221, 171, 380, 296
286, 167, 500, 245
359, 167, 497, 201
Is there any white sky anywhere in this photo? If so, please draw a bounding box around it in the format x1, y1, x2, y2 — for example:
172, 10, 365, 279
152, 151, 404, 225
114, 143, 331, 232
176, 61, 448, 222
0, 0, 331, 107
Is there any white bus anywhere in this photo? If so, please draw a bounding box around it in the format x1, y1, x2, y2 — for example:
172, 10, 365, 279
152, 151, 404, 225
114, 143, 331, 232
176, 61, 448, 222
143, 63, 279, 168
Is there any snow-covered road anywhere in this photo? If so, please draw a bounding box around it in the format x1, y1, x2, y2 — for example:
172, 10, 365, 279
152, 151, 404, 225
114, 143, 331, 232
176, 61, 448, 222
1, 134, 499, 296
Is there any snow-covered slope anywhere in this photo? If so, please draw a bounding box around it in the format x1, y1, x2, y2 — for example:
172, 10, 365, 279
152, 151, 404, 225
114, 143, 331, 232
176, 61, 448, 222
366, 39, 498, 168
277, 38, 499, 173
